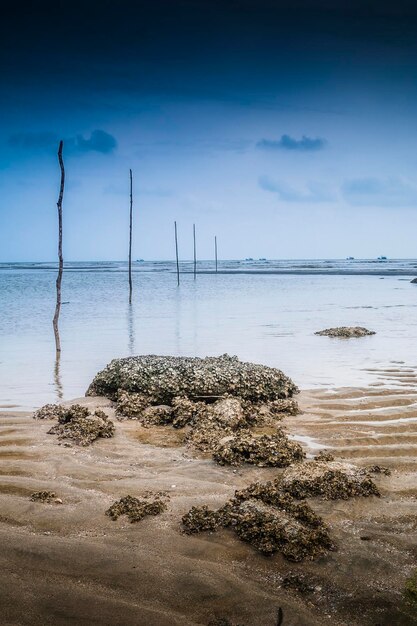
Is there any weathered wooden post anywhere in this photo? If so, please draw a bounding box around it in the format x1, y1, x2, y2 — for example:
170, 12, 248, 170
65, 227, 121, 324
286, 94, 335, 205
174, 221, 180, 286
128, 168, 133, 303
53, 140, 65, 353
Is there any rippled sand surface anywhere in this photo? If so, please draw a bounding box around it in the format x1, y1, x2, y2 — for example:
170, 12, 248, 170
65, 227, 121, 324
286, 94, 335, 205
0, 383, 416, 626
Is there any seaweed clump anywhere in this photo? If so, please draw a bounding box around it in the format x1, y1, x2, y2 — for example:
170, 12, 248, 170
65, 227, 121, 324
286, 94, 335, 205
44, 404, 115, 446
182, 479, 333, 561
106, 492, 168, 523
281, 460, 380, 500
315, 327, 375, 338
87, 354, 298, 403
213, 431, 305, 467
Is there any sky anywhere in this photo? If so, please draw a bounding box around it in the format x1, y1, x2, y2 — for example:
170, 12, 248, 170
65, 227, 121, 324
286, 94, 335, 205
1, 0, 417, 261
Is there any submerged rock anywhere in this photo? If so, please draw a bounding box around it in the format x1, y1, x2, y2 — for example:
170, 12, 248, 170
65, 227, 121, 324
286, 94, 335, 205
212, 431, 305, 467
106, 493, 168, 523
315, 326, 376, 338
41, 404, 115, 446
182, 479, 333, 561
87, 354, 298, 403
282, 460, 380, 499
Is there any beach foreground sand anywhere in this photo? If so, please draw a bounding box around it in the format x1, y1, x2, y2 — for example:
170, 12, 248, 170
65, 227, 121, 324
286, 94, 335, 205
0, 385, 416, 626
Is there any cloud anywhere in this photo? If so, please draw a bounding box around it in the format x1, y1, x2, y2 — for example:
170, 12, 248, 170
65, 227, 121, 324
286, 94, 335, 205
259, 176, 334, 202
257, 134, 326, 152
342, 177, 417, 207
8, 130, 117, 155
75, 129, 117, 154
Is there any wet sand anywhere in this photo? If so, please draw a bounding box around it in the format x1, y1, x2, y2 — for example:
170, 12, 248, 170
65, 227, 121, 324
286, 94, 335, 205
0, 381, 416, 626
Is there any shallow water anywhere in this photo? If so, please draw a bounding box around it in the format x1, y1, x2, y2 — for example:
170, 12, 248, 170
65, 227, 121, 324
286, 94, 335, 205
1, 260, 416, 410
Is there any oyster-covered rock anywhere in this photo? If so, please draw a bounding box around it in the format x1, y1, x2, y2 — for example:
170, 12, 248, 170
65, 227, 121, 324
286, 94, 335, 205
45, 404, 115, 446
282, 460, 380, 499
212, 431, 305, 467
106, 493, 168, 523
30, 490, 59, 503
182, 479, 333, 561
315, 326, 375, 338
33, 404, 66, 420
87, 354, 298, 403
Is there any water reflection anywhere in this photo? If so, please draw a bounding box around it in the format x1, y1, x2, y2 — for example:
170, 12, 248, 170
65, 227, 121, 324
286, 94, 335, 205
54, 349, 63, 400
128, 301, 135, 356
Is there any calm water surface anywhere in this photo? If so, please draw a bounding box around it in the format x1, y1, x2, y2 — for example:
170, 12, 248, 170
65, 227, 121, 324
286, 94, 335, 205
1, 260, 416, 410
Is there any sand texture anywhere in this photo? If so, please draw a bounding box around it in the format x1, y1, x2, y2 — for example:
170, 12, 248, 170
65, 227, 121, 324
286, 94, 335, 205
0, 381, 416, 626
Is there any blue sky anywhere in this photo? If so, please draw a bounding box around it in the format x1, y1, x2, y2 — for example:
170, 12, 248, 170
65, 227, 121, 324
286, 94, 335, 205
1, 0, 417, 261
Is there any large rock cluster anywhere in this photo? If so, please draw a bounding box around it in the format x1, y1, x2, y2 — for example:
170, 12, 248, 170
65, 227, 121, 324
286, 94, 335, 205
86, 354, 298, 402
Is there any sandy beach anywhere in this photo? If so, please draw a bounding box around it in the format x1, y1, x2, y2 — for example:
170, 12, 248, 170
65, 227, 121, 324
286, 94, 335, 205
1, 377, 416, 626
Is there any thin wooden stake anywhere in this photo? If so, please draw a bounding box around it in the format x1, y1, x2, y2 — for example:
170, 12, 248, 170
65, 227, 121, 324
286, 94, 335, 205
215, 235, 218, 273
53, 140, 65, 353
128, 168, 133, 303
193, 223, 197, 279
174, 221, 180, 286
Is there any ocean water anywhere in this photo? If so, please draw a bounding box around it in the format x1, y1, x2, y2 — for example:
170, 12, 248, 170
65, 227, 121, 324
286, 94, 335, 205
1, 259, 416, 411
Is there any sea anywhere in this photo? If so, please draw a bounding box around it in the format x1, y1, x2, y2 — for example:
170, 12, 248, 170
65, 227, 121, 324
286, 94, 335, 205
1, 258, 416, 411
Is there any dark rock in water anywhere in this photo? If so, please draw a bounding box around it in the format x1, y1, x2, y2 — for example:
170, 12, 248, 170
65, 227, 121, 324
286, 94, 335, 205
315, 326, 375, 338
86, 354, 298, 403
411, 278, 417, 284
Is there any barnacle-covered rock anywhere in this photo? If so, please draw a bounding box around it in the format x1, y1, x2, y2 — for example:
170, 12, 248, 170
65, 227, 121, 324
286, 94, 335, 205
315, 327, 375, 338
232, 499, 332, 560
30, 491, 58, 503
182, 480, 332, 561
33, 404, 66, 420
314, 450, 335, 462
87, 354, 298, 403
116, 390, 150, 418
212, 431, 305, 467
106, 493, 168, 523
282, 460, 381, 500
47, 405, 115, 446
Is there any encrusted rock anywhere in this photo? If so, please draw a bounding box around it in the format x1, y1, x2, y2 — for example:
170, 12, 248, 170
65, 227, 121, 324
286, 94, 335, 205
87, 354, 298, 403
116, 390, 150, 418
30, 491, 58, 503
106, 493, 168, 523
315, 327, 375, 338
314, 451, 335, 462
182, 480, 333, 561
46, 405, 115, 446
212, 431, 305, 467
282, 460, 380, 500
33, 404, 66, 420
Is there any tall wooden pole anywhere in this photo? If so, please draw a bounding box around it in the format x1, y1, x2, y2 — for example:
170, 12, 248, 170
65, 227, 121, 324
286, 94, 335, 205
215, 235, 218, 273
53, 140, 65, 353
193, 223, 197, 279
174, 221, 180, 286
128, 168, 133, 303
